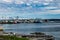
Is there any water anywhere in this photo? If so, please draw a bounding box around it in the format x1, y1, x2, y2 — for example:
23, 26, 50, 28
0, 23, 60, 40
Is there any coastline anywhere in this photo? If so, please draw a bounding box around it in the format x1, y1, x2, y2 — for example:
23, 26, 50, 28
0, 31, 54, 40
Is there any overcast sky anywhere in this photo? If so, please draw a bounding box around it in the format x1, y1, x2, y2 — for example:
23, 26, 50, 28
0, 0, 60, 19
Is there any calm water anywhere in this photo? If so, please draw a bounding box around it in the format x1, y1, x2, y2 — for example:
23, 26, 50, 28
0, 23, 60, 40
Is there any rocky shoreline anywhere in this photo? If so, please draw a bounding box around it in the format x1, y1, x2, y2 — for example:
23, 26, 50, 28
0, 30, 55, 40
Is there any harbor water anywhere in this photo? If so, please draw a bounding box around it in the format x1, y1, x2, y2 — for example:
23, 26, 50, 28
0, 23, 60, 40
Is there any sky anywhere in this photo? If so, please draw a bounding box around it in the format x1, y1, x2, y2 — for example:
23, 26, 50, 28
0, 0, 60, 19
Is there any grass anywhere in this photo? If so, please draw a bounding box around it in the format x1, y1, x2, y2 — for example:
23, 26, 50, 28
0, 35, 29, 40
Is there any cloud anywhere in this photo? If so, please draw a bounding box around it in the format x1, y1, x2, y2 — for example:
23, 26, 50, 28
0, 0, 53, 4
45, 0, 53, 2
48, 10, 60, 13
3, 0, 13, 3
15, 1, 24, 4
43, 2, 49, 5
39, 9, 60, 14
44, 7, 58, 10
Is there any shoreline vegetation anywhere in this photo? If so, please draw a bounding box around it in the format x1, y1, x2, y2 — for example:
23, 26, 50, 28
0, 35, 29, 40
0, 19, 60, 24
